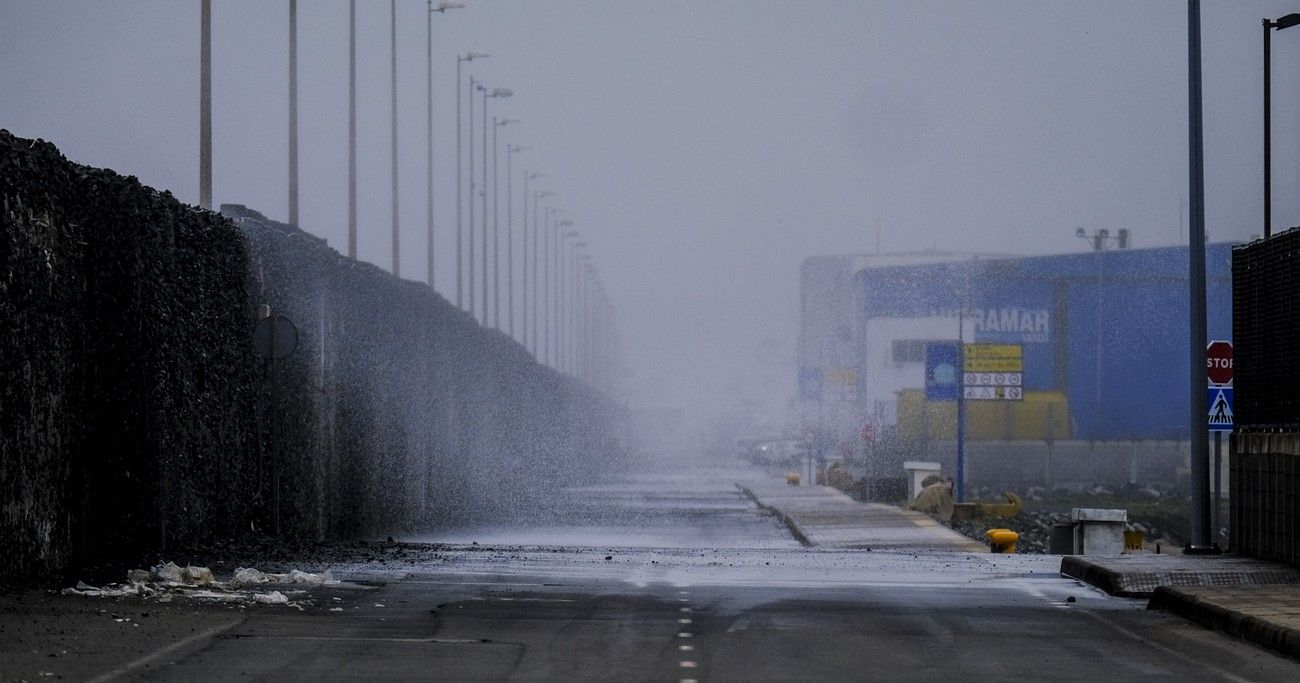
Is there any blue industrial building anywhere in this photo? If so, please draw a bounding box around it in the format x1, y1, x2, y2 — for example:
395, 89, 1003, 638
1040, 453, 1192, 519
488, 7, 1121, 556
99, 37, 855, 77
853, 244, 1233, 441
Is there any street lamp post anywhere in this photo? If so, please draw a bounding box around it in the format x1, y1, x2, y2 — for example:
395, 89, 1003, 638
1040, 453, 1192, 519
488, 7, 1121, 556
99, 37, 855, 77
288, 0, 298, 226
545, 209, 559, 364
1188, 0, 1211, 551
533, 190, 552, 357
348, 0, 356, 258
554, 220, 573, 368
1263, 13, 1300, 238
521, 171, 542, 346
200, 0, 212, 210
492, 118, 519, 329
456, 52, 487, 308
506, 145, 531, 338
570, 243, 587, 375
390, 0, 399, 276
560, 227, 578, 372
479, 86, 512, 323
544, 208, 554, 362
426, 2, 464, 289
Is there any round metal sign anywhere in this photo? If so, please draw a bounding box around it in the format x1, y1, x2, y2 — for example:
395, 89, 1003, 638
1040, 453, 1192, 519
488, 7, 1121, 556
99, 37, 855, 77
253, 314, 299, 359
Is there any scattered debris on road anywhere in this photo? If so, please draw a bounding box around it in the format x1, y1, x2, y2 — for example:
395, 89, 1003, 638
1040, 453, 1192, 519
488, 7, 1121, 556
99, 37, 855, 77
61, 561, 336, 608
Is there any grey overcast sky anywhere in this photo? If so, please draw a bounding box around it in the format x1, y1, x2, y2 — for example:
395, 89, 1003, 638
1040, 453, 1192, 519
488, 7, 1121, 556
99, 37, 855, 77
3, 1, 1298, 422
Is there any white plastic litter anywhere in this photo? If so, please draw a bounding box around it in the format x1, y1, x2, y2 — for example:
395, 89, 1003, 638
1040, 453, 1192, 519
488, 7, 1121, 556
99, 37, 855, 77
253, 591, 289, 605
147, 562, 214, 586
62, 562, 333, 608
229, 567, 335, 588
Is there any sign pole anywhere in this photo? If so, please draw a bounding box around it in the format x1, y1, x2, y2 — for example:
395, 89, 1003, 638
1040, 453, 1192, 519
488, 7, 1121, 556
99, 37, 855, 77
1187, 0, 1213, 551
1213, 430, 1222, 544
956, 310, 966, 503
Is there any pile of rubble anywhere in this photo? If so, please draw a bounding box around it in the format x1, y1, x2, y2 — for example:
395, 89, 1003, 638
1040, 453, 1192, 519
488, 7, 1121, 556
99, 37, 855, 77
61, 561, 336, 608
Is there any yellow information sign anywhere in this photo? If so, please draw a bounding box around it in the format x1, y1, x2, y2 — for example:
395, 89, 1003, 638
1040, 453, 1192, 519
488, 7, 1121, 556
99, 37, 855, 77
964, 358, 1023, 372
963, 344, 1023, 373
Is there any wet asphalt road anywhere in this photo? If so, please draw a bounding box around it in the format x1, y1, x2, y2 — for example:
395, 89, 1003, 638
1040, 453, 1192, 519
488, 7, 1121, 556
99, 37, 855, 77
89, 469, 1300, 680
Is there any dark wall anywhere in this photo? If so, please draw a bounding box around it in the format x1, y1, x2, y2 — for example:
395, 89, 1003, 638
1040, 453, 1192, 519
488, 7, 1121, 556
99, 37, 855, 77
1232, 233, 1300, 566
0, 131, 623, 583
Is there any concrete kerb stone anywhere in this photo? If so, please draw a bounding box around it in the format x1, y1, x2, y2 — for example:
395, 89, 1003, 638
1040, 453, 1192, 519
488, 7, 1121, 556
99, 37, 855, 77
1060, 554, 1300, 598
1149, 586, 1300, 661
738, 485, 812, 546
737, 482, 986, 552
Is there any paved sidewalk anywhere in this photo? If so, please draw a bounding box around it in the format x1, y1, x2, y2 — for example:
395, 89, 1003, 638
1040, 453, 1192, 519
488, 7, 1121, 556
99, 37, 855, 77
1062, 553, 1300, 660
1060, 553, 1300, 597
1149, 584, 1300, 660
739, 481, 986, 552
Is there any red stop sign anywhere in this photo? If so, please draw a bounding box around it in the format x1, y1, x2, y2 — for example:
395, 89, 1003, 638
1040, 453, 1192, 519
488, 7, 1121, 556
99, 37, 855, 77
1206, 340, 1233, 385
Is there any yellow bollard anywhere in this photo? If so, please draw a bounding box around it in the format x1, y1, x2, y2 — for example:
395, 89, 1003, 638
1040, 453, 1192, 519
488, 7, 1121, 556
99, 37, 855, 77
986, 528, 1019, 553
1124, 530, 1143, 551
785, 472, 801, 486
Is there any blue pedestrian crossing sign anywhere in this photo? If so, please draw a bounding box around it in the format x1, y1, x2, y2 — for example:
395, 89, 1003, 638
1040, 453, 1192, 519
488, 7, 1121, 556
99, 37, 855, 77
1208, 387, 1233, 432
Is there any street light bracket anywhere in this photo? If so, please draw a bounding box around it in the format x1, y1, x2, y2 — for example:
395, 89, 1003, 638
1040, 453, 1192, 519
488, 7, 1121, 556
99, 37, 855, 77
1273, 13, 1300, 30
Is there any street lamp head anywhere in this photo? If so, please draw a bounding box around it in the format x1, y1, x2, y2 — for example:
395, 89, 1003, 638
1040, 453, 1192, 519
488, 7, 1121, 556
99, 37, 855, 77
498, 118, 522, 126
1075, 227, 1086, 238
433, 1, 465, 13
460, 51, 489, 61
491, 87, 513, 98
559, 220, 575, 227
1273, 13, 1300, 30
528, 172, 546, 179
509, 144, 532, 153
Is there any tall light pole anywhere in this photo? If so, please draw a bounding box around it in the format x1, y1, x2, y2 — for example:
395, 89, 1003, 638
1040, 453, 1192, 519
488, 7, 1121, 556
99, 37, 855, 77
456, 52, 488, 307
389, 0, 399, 276
200, 0, 212, 210
1263, 13, 1300, 238
544, 208, 559, 363
580, 258, 593, 381
548, 214, 567, 366
480, 86, 512, 323
1188, 0, 1211, 551
521, 170, 542, 346
565, 234, 583, 374
493, 117, 520, 329
533, 190, 553, 356
288, 0, 298, 226
558, 225, 577, 370
426, 2, 464, 289
506, 145, 531, 338
348, 0, 357, 258
570, 241, 587, 375
469, 76, 477, 316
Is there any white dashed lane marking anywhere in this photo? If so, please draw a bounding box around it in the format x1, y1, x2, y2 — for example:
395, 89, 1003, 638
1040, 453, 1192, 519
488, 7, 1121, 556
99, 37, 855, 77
675, 590, 699, 681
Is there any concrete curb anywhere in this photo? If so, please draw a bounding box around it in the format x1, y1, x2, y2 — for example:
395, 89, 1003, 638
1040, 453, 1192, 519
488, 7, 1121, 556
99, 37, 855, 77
1060, 555, 1300, 598
737, 484, 813, 547
1149, 586, 1300, 661
1060, 556, 1138, 597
